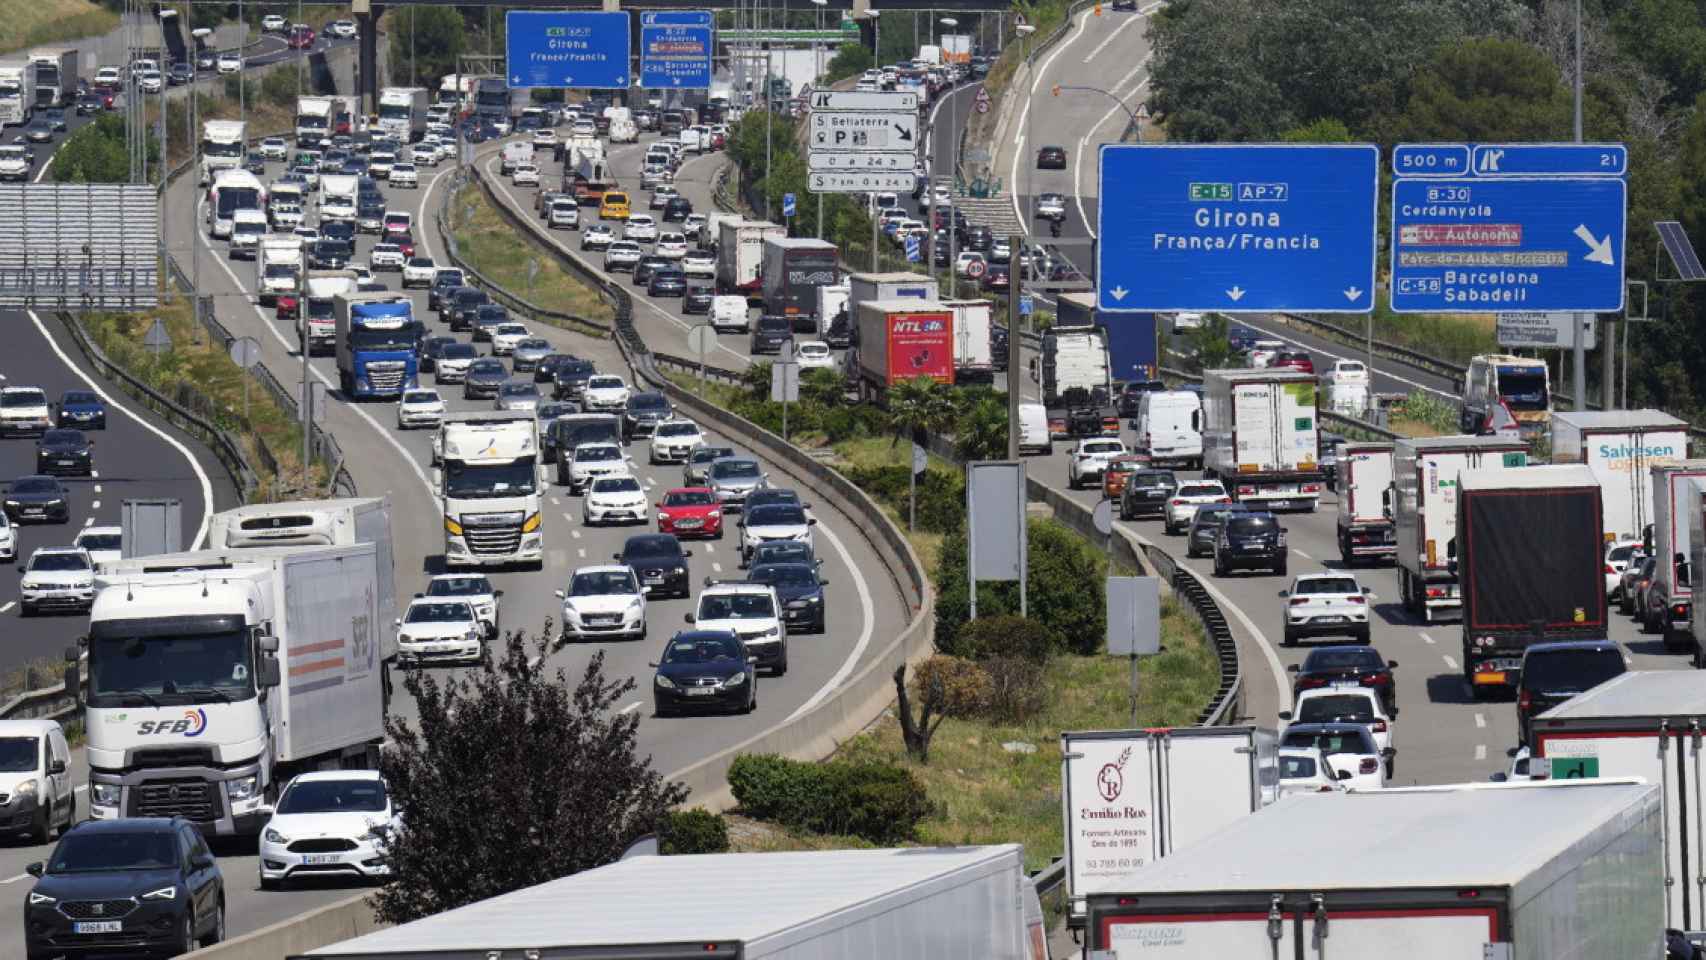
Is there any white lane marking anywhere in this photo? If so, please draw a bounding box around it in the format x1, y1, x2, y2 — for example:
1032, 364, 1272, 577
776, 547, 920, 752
1082, 9, 1148, 62
783, 516, 880, 723
1073, 71, 1149, 239
1291, 548, 1312, 561
88, 470, 98, 479
83, 517, 93, 527
92, 484, 101, 494
1421, 632, 1436, 644
571, 528, 582, 539
577, 547, 587, 558
711, 561, 722, 573
1443, 654, 1459, 670
550, 496, 560, 506
1475, 713, 1486, 729
619, 700, 642, 715
27, 312, 214, 550
1474, 744, 1487, 761
90, 500, 100, 510
0, 874, 28, 884
0, 602, 13, 614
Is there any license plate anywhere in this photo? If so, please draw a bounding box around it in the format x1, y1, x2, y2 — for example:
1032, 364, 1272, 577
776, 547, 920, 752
676, 519, 702, 528
22, 508, 42, 515
686, 687, 716, 696
644, 575, 665, 585
74, 921, 122, 934
1318, 616, 1345, 623
301, 854, 343, 865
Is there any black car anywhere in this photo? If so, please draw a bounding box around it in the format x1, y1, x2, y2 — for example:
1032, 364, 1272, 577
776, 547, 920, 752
623, 392, 673, 441
169, 61, 194, 85
963, 225, 993, 252
55, 390, 106, 429
1112, 0, 1137, 8
25, 817, 225, 959
419, 335, 458, 372
1212, 511, 1286, 576
35, 429, 93, 477
633, 256, 672, 287
552, 358, 597, 400
748, 561, 827, 633
981, 261, 1011, 293
320, 220, 355, 243
1290, 645, 1399, 717
448, 288, 491, 332
242, 153, 267, 175
648, 269, 688, 298
5, 475, 69, 523
471, 304, 509, 342
663, 196, 693, 221
75, 93, 103, 115
1116, 379, 1166, 419
534, 354, 572, 384
1119, 469, 1178, 520
1185, 503, 1246, 558
617, 533, 693, 599
1516, 640, 1626, 745
1036, 144, 1068, 169
429, 269, 466, 312
462, 358, 508, 399
750, 315, 792, 355
651, 630, 756, 716
310, 239, 352, 269
684, 283, 714, 314
1318, 431, 1345, 489
746, 539, 819, 570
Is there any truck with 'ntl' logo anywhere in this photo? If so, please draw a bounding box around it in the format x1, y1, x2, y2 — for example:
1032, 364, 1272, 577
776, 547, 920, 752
72, 544, 386, 836
335, 292, 422, 399
853, 299, 955, 402
1550, 409, 1689, 542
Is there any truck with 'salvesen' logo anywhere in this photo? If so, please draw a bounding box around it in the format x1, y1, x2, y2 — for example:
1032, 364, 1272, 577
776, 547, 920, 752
76, 544, 386, 837
1551, 409, 1688, 542
853, 299, 955, 401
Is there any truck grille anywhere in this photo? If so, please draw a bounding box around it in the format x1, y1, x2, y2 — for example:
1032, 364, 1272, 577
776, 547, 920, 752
366, 361, 407, 392
288, 838, 358, 853
464, 515, 523, 556
128, 778, 220, 822
60, 899, 138, 920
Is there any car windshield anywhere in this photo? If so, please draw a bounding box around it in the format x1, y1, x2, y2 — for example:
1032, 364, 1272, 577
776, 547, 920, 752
656, 423, 698, 438
698, 593, 775, 620
624, 538, 680, 559
1226, 517, 1277, 536
41, 430, 83, 445
1296, 579, 1360, 599
694, 448, 734, 463
402, 391, 438, 404
664, 490, 716, 506
662, 635, 745, 664
589, 377, 625, 390
469, 360, 505, 376
570, 571, 636, 595
49, 832, 178, 873
427, 576, 493, 597
499, 383, 538, 398
276, 777, 388, 814
518, 339, 550, 352
750, 564, 817, 587
2, 390, 46, 407
77, 533, 120, 551
712, 460, 760, 479
442, 344, 477, 359
1523, 649, 1626, 693
0, 736, 36, 773
436, 272, 464, 286
406, 602, 472, 623
1194, 508, 1237, 527
1306, 649, 1382, 671
1297, 695, 1377, 724
1179, 484, 1222, 498
496, 324, 528, 337
63, 392, 98, 406
31, 553, 89, 572
577, 445, 620, 463
631, 395, 669, 412
748, 505, 806, 527
1282, 729, 1374, 755
1279, 754, 1320, 780
1608, 545, 1641, 563
593, 477, 642, 494
12, 478, 58, 495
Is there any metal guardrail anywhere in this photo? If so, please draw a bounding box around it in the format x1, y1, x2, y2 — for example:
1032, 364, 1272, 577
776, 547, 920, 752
653, 351, 745, 386
0, 661, 85, 724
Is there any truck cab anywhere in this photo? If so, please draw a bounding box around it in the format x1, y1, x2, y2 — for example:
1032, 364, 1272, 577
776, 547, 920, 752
1461, 354, 1551, 438
333, 293, 421, 398
438, 412, 544, 569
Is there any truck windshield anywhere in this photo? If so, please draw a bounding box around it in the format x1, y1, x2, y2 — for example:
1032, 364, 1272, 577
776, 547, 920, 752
349, 322, 421, 351
378, 103, 410, 119
88, 624, 256, 706
1496, 367, 1549, 410
307, 297, 335, 320
216, 187, 259, 217
0, 84, 21, 98
36, 66, 60, 87
444, 458, 537, 498
298, 115, 328, 130
204, 139, 243, 159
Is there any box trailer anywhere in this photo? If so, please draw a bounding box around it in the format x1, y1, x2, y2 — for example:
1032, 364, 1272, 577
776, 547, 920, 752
1061, 727, 1276, 922
298, 845, 1048, 960
1335, 440, 1395, 565
1646, 463, 1706, 645
717, 218, 786, 298
854, 299, 955, 397
1201, 368, 1325, 512
1392, 435, 1529, 623
1532, 671, 1706, 930
760, 236, 838, 323
848, 270, 938, 307
946, 298, 996, 383
1085, 779, 1664, 960
1552, 409, 1689, 541
118, 498, 184, 559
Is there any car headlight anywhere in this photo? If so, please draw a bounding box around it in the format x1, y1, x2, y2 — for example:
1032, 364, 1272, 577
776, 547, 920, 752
522, 512, 542, 533
28, 891, 55, 906
654, 674, 675, 689
398, 633, 414, 645
3, 501, 15, 507
263, 827, 289, 844
91, 783, 119, 805
627, 599, 644, 614
444, 516, 464, 536
465, 629, 479, 643
13, 779, 36, 797
761, 626, 780, 639
722, 671, 746, 687
140, 885, 177, 902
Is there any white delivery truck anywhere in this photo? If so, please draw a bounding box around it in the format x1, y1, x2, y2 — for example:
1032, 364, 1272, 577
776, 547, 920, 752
1552, 409, 1689, 541
295, 95, 334, 145
27, 48, 76, 108
438, 412, 544, 569
607, 107, 637, 143
1085, 779, 1663, 960
1646, 462, 1706, 645
376, 86, 429, 142
299, 845, 1048, 960
1201, 368, 1326, 511
1461, 353, 1552, 438
1391, 435, 1528, 622
299, 269, 357, 355
255, 236, 303, 306
716, 218, 787, 299
76, 545, 386, 836
1134, 389, 1203, 469
320, 173, 359, 221
848, 270, 939, 306
199, 118, 247, 185
500, 139, 534, 174
1531, 672, 1706, 930
1061, 727, 1277, 923
0, 60, 36, 126
1334, 440, 1396, 565
946, 298, 996, 384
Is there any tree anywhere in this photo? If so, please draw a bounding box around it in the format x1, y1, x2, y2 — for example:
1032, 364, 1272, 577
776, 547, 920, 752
934, 517, 1108, 655
1184, 313, 1238, 373
1391, 38, 1572, 143
51, 114, 144, 184
389, 6, 465, 91
884, 376, 955, 447
822, 43, 874, 84
954, 390, 1009, 462
373, 629, 686, 925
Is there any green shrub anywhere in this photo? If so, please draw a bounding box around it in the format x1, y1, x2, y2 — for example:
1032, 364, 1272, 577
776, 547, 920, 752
912, 655, 993, 718
260, 68, 298, 109
660, 808, 729, 855
934, 518, 1108, 656
727, 754, 934, 844
949, 614, 1058, 664
727, 753, 821, 823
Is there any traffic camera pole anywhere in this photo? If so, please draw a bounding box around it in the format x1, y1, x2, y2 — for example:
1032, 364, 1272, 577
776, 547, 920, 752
1007, 234, 1023, 461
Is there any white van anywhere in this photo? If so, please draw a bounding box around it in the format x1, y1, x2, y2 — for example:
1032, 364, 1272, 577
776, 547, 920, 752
1017, 402, 1052, 456
711, 295, 749, 333
1135, 390, 1203, 468
0, 719, 74, 842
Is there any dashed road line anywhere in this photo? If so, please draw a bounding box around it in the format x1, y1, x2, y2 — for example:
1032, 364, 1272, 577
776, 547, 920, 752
1443, 654, 1459, 670
1475, 713, 1486, 729
1474, 744, 1487, 761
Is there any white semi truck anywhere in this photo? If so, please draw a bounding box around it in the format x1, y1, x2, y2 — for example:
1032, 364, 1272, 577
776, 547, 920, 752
295, 95, 334, 145
1650, 463, 1706, 648
255, 236, 303, 307
1551, 409, 1689, 542
1201, 368, 1325, 512
376, 86, 429, 142
299, 269, 356, 356
199, 119, 246, 185
76, 544, 386, 836
1391, 435, 1528, 623
0, 61, 35, 127
28, 48, 76, 108
438, 412, 544, 569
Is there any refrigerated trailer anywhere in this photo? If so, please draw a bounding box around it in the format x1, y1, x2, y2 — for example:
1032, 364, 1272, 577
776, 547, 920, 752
1335, 440, 1395, 565
1646, 462, 1706, 647
1085, 779, 1664, 960
1201, 368, 1325, 512
1552, 409, 1688, 541
1391, 435, 1529, 623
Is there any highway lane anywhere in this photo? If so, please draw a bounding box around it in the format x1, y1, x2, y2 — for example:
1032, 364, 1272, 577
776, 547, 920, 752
135, 124, 906, 939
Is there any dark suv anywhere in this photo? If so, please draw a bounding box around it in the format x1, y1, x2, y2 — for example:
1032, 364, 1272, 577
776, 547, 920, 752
25, 817, 225, 958
1516, 640, 1626, 745
1119, 469, 1177, 520
623, 392, 673, 441
447, 287, 490, 331
1212, 512, 1287, 577
750, 315, 793, 355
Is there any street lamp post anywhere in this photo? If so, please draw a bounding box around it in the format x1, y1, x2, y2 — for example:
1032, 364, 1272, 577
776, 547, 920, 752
939, 16, 959, 295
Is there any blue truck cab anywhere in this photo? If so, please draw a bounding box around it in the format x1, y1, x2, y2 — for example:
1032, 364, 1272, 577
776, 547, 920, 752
333, 292, 422, 398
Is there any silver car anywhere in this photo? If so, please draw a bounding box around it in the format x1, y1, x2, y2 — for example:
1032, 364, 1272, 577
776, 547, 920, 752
707, 456, 768, 513
462, 358, 508, 399
684, 445, 735, 487
494, 381, 542, 413
511, 338, 554, 372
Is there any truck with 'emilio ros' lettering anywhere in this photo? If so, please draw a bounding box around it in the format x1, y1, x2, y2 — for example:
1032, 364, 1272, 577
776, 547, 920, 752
75, 544, 386, 836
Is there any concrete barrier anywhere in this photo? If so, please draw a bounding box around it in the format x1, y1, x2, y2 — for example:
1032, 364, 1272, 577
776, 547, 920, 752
184, 889, 384, 959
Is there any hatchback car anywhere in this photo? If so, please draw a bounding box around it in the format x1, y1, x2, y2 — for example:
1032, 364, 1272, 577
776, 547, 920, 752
1119, 469, 1177, 520
616, 533, 693, 599
4, 475, 69, 523
394, 597, 485, 666
1279, 573, 1372, 645
748, 561, 828, 634
556, 565, 647, 641
656, 487, 723, 540
684, 445, 736, 487
462, 358, 509, 399
1278, 723, 1388, 790
1275, 745, 1347, 798
707, 457, 767, 511
1290, 645, 1399, 717
257, 770, 398, 889
651, 630, 756, 716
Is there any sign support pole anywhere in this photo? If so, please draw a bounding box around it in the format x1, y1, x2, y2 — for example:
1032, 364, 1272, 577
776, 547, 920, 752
1008, 234, 1023, 461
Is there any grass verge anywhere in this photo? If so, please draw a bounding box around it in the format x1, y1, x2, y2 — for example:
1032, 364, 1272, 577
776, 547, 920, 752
0, 0, 119, 56
1304, 293, 1497, 368
449, 182, 616, 328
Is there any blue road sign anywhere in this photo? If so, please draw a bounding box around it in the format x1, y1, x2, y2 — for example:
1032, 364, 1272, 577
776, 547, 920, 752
782, 192, 797, 217
1019, 293, 1034, 317
1392, 143, 1471, 178
905, 233, 921, 262
506, 11, 630, 90
1390, 143, 1628, 314
1096, 144, 1379, 313
640, 10, 713, 90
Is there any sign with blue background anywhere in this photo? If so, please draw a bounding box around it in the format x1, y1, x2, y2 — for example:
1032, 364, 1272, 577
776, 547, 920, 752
1389, 142, 1627, 314
1096, 144, 1378, 313
782, 192, 796, 217
640, 10, 713, 89
506, 11, 630, 90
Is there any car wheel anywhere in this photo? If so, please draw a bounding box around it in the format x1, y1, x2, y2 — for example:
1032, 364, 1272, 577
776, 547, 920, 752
1213, 556, 1225, 577
1281, 631, 1295, 647
18, 602, 32, 618
29, 800, 51, 844
655, 698, 672, 718
201, 900, 225, 947
1275, 559, 1287, 577
175, 914, 196, 956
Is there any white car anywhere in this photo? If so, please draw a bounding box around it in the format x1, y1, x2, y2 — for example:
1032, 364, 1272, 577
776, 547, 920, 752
649, 419, 704, 464
548, 201, 580, 229
532, 129, 558, 147
625, 215, 659, 243
73, 525, 122, 567
401, 257, 437, 288
655, 232, 688, 259
1329, 358, 1369, 383
369, 243, 405, 272
738, 500, 815, 564
396, 388, 445, 429
259, 771, 397, 889
1605, 539, 1644, 600
0, 511, 13, 563
137, 70, 163, 93
1171, 312, 1205, 331
1279, 573, 1373, 645
1288, 686, 1395, 773
584, 475, 650, 526
555, 565, 647, 641
583, 224, 616, 250
682, 251, 715, 278
388, 163, 419, 188
604, 241, 642, 271
1066, 438, 1128, 490
581, 375, 631, 412
690, 581, 786, 674
512, 163, 540, 186
216, 53, 242, 75
19, 547, 95, 616
1247, 339, 1285, 367
327, 19, 358, 38
410, 143, 440, 166
394, 597, 484, 665
1162, 479, 1231, 534
954, 252, 986, 278
489, 323, 531, 356
710, 295, 749, 333
262, 13, 287, 31
424, 572, 502, 638
794, 340, 834, 370
0, 385, 52, 436
1281, 723, 1386, 791
565, 441, 631, 494
259, 137, 289, 161
1275, 746, 1347, 798
571, 119, 597, 138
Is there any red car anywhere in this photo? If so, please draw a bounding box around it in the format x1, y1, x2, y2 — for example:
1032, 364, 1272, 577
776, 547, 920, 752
392, 232, 416, 259
1272, 350, 1315, 374
656, 487, 723, 540
288, 25, 316, 49
275, 293, 299, 323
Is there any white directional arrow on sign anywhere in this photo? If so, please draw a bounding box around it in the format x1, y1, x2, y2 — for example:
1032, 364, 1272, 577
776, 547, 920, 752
1108, 286, 1128, 301
1574, 224, 1616, 266
1226, 286, 1245, 302
1344, 286, 1363, 301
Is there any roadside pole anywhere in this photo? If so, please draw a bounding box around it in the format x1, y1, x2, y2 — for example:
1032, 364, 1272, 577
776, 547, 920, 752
1007, 234, 1022, 460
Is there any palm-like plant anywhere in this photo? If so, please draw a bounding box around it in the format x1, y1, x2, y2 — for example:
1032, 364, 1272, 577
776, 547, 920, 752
886, 375, 956, 448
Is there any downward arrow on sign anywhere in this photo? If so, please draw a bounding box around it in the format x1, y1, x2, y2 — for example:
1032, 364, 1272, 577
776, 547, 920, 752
1108, 286, 1128, 301
1226, 286, 1245, 302
1343, 286, 1362, 301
